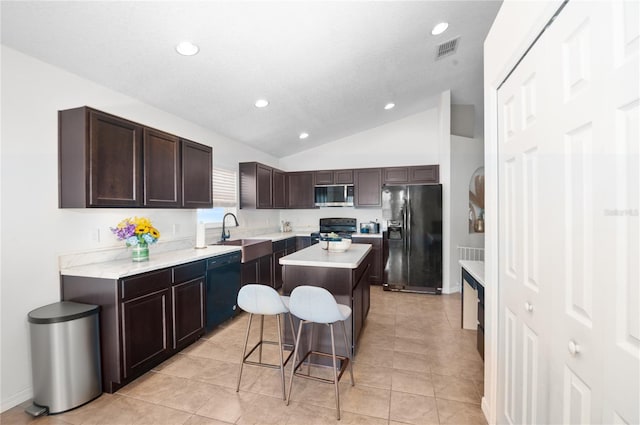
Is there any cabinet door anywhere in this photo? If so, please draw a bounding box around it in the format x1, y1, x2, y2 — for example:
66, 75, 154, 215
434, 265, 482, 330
296, 236, 312, 250
409, 165, 439, 183
287, 172, 314, 208
181, 139, 213, 208
352, 237, 383, 284
241, 260, 259, 285
272, 250, 285, 290
172, 277, 205, 350
334, 169, 354, 184
273, 170, 287, 208
256, 164, 273, 208
258, 255, 273, 287
89, 110, 143, 207
354, 168, 382, 207
143, 128, 180, 207
383, 167, 409, 184
314, 170, 334, 185
122, 289, 171, 379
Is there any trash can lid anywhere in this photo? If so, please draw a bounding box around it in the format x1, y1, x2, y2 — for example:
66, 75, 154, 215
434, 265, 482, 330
28, 301, 99, 324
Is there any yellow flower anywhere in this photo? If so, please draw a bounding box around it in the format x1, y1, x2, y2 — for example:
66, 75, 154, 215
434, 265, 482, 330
135, 225, 149, 235
150, 227, 160, 239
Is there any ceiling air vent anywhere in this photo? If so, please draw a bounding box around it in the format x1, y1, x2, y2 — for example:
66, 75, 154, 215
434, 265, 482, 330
436, 37, 459, 59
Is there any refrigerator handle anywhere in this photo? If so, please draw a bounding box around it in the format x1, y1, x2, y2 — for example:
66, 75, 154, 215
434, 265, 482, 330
406, 197, 411, 256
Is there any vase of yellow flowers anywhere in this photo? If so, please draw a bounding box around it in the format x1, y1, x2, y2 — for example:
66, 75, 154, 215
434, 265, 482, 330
110, 217, 160, 262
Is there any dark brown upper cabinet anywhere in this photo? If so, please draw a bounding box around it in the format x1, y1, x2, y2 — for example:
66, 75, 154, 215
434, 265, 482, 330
272, 169, 287, 209
59, 106, 212, 209
408, 165, 439, 183
181, 139, 213, 208
240, 162, 273, 209
383, 167, 409, 184
143, 128, 180, 207
382, 165, 439, 185
59, 107, 143, 207
314, 169, 354, 185
287, 171, 315, 209
354, 168, 382, 207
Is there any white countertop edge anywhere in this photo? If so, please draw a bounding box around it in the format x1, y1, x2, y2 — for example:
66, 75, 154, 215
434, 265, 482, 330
459, 260, 485, 287
279, 244, 372, 269
61, 246, 242, 279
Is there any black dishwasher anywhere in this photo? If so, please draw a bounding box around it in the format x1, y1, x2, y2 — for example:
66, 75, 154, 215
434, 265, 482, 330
205, 251, 242, 330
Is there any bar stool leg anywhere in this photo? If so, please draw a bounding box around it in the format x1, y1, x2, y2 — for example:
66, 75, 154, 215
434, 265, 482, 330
236, 313, 254, 392
286, 320, 305, 406
340, 320, 355, 386
305, 322, 315, 375
288, 313, 298, 364
276, 313, 286, 400
258, 314, 264, 363
329, 323, 340, 420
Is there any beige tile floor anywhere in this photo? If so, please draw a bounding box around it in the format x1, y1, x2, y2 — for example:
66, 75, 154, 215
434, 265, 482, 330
2, 286, 487, 425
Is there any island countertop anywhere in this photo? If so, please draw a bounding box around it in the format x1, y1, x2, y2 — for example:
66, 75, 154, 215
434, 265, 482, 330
279, 243, 372, 269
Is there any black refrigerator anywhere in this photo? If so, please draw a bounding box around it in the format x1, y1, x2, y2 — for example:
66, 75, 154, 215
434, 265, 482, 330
382, 184, 442, 294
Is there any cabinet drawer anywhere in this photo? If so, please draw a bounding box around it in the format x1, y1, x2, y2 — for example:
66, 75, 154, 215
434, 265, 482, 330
173, 260, 206, 284
121, 269, 172, 301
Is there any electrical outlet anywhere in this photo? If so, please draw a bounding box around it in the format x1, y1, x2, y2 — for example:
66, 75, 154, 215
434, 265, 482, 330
91, 228, 100, 242
173, 224, 180, 235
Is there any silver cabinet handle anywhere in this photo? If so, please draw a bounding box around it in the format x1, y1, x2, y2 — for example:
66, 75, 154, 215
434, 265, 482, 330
568, 340, 581, 356
524, 301, 534, 312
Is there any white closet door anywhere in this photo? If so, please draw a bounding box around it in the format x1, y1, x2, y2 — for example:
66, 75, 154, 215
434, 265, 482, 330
497, 1, 639, 424
497, 12, 552, 425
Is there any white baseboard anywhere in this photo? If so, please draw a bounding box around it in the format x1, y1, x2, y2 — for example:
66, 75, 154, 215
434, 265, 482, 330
443, 283, 461, 294
481, 396, 491, 424
1, 387, 32, 413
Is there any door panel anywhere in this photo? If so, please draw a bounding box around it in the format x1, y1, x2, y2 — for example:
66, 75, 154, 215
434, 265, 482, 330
498, 2, 638, 424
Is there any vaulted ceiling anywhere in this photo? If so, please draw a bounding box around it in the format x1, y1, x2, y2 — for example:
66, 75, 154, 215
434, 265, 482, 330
1, 1, 501, 157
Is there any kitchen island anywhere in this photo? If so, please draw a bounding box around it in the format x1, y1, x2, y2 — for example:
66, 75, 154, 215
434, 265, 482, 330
280, 243, 373, 356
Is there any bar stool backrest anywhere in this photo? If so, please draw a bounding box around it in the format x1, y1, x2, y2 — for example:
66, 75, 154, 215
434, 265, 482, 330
289, 286, 346, 324
237, 284, 289, 315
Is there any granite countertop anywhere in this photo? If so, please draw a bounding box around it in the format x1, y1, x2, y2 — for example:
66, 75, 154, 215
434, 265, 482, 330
279, 243, 372, 269
60, 245, 241, 279
459, 260, 485, 287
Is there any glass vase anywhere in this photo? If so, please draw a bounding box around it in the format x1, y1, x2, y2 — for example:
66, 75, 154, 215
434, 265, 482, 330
131, 242, 149, 262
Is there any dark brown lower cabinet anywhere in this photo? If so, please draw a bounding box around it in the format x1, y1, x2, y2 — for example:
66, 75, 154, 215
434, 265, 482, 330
172, 277, 205, 350
271, 237, 297, 290
122, 288, 171, 379
352, 237, 383, 284
241, 255, 273, 287
61, 260, 206, 393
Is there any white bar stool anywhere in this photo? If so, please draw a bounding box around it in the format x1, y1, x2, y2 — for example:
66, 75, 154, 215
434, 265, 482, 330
286, 285, 354, 420
236, 284, 297, 400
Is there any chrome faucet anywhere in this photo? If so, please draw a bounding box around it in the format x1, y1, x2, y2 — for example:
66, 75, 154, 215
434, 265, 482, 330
220, 213, 239, 242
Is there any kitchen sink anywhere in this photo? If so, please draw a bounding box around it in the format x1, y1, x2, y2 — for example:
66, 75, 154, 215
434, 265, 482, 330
211, 239, 272, 263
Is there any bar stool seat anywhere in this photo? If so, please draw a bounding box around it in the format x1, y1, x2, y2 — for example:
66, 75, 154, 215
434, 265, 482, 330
236, 284, 296, 400
286, 285, 355, 420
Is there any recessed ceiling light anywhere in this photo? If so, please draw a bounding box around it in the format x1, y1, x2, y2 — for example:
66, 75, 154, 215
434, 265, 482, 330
175, 41, 199, 56
299, 132, 309, 140
254, 99, 269, 108
431, 22, 449, 36
384, 103, 395, 110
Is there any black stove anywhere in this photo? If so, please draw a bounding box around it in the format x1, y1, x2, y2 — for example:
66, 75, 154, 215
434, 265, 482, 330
311, 217, 357, 242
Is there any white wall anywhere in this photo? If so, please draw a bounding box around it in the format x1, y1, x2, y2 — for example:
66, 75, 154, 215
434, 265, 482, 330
278, 108, 440, 171
449, 135, 485, 293
0, 46, 280, 411
482, 1, 564, 422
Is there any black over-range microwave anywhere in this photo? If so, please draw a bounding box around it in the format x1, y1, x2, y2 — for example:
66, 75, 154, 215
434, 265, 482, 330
314, 184, 354, 207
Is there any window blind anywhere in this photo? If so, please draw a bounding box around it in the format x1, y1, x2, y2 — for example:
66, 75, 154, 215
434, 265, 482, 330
212, 168, 237, 207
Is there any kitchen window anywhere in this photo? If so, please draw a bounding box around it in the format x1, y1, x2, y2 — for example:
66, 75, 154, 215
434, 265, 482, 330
197, 167, 237, 226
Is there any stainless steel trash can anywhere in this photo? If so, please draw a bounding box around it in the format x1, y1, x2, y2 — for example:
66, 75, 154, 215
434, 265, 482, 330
27, 301, 102, 416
